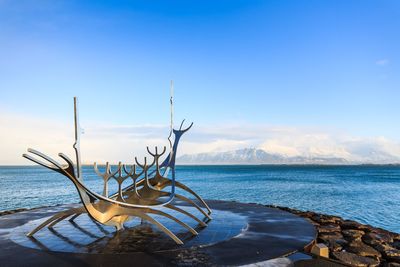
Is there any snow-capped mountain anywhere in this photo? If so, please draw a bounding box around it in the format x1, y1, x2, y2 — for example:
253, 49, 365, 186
177, 148, 350, 165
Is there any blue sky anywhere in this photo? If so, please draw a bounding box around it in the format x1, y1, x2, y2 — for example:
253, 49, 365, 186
1, 0, 400, 164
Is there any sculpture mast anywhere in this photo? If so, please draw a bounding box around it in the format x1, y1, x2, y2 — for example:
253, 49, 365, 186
169, 80, 174, 156
73, 97, 83, 180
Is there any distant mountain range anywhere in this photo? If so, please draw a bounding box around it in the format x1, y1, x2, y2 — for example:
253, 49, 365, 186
177, 148, 352, 165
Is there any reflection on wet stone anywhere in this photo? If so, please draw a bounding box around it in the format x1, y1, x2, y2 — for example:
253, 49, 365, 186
3, 201, 318, 266
11, 206, 247, 254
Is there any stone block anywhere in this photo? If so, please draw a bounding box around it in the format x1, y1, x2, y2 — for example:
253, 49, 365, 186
311, 243, 329, 258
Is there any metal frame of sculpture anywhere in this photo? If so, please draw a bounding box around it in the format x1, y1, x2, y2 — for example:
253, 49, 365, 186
23, 90, 212, 245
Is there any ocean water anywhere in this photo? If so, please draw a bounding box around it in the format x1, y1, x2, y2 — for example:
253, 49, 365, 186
0, 165, 399, 233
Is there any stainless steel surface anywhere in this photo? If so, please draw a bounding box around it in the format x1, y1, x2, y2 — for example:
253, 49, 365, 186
73, 97, 83, 181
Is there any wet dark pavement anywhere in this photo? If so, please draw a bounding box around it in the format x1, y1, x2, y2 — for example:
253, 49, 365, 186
0, 200, 316, 266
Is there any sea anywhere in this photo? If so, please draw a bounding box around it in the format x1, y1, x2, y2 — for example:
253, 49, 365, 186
0, 165, 399, 233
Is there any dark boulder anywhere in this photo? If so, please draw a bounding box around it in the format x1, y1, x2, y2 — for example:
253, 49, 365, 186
364, 231, 394, 244
332, 251, 380, 267
318, 234, 347, 252
393, 241, 400, 250
318, 224, 341, 234
341, 220, 370, 231
342, 229, 365, 241
312, 214, 341, 225
373, 244, 400, 263
346, 240, 382, 258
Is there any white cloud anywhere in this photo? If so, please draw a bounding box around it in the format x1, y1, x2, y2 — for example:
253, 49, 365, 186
1, 111, 400, 165
259, 132, 352, 159
182, 139, 251, 154
376, 59, 389, 66
181, 124, 400, 163
0, 111, 171, 165
0, 111, 72, 165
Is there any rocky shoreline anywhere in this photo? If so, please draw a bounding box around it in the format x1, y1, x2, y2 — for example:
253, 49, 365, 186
0, 204, 63, 217
269, 205, 400, 267
2, 205, 399, 267
0, 208, 29, 216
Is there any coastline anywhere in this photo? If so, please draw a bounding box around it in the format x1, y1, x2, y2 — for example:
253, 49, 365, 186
268, 205, 400, 267
2, 204, 399, 266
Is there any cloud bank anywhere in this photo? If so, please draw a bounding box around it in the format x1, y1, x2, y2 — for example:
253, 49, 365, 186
1, 112, 400, 165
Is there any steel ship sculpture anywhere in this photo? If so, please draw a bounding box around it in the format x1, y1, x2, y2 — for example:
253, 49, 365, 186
23, 86, 211, 245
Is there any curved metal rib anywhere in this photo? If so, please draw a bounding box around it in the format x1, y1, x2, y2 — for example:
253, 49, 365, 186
140, 213, 183, 245
134, 177, 212, 217
165, 180, 212, 215
146, 209, 198, 235
165, 204, 207, 227
175, 194, 212, 219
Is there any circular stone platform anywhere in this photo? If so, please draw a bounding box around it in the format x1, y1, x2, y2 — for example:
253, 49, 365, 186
0, 200, 316, 266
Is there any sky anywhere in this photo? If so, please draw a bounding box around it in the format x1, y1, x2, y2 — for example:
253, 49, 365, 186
1, 0, 400, 164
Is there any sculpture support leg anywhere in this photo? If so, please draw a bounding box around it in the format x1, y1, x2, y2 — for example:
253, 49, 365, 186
111, 208, 185, 245
175, 194, 212, 220
175, 181, 212, 215
27, 213, 66, 237
27, 208, 83, 237
140, 213, 183, 245
147, 209, 198, 235
166, 204, 207, 227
